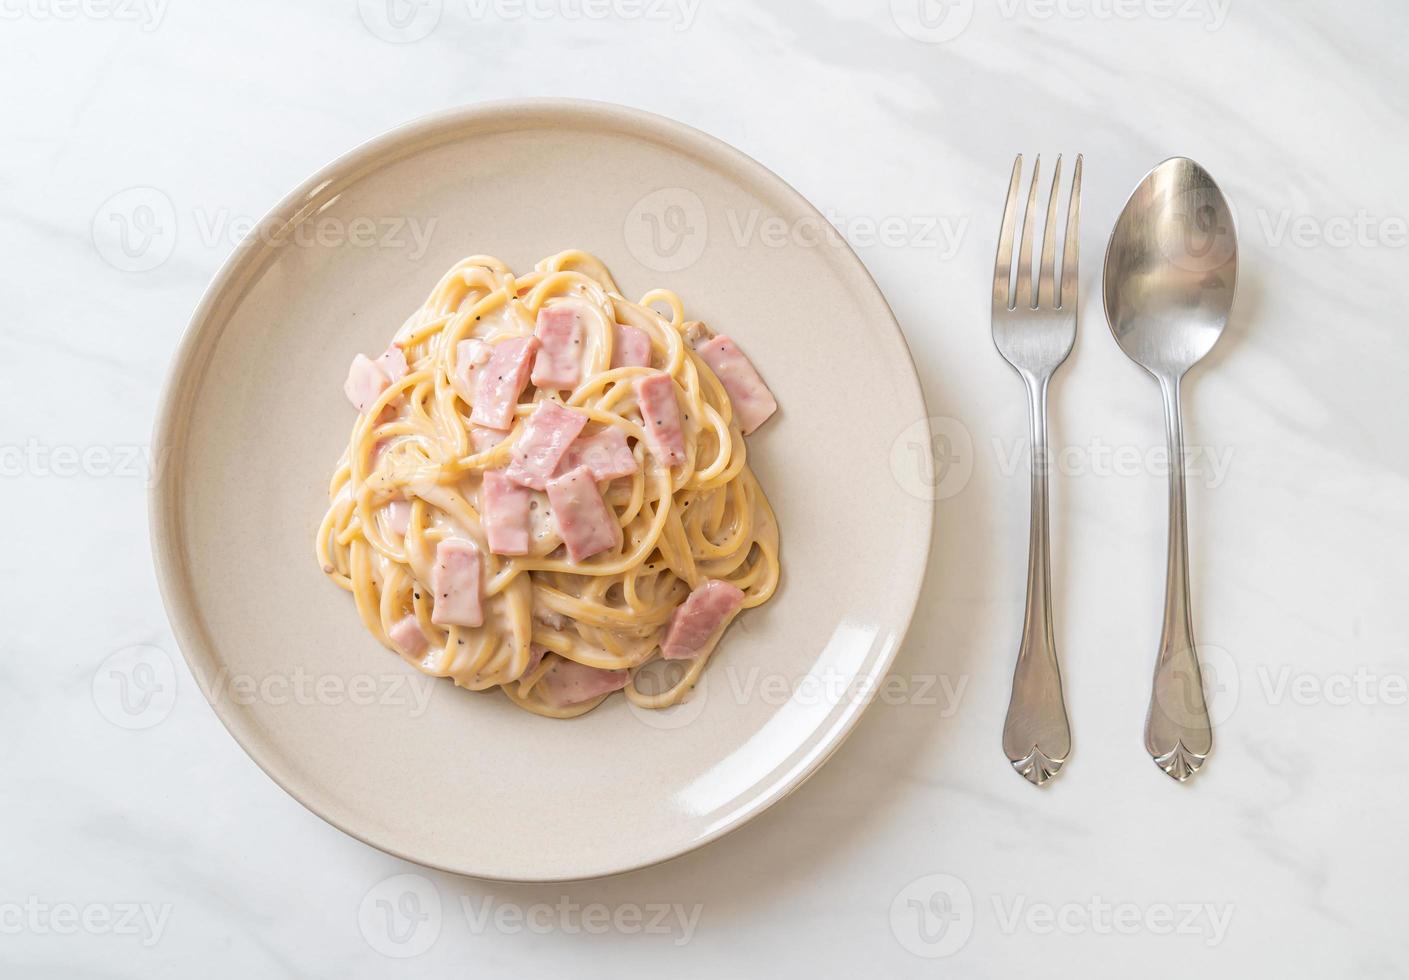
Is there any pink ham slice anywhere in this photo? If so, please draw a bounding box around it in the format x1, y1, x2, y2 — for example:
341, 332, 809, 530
344, 353, 389, 413
545, 465, 621, 562
377, 345, 409, 384
453, 339, 491, 404
471, 336, 539, 430
556, 427, 637, 481
611, 323, 652, 369
536, 655, 629, 707
481, 471, 531, 556
384, 499, 411, 536
696, 335, 777, 435
430, 538, 484, 628
388, 615, 428, 658
524, 643, 548, 677
634, 373, 687, 466
504, 401, 589, 490
661, 579, 746, 660
530, 306, 583, 389
469, 426, 508, 454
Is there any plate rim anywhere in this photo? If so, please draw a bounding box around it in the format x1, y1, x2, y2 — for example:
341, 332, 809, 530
149, 97, 933, 882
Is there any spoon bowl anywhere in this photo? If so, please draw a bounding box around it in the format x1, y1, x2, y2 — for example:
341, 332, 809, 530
1103, 157, 1237, 380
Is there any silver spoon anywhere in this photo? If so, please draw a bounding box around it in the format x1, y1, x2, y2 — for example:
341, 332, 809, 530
1102, 157, 1237, 782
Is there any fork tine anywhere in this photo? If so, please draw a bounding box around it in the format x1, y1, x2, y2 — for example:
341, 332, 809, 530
1015, 155, 1041, 309
1060, 154, 1083, 310
1037, 155, 1063, 309
993, 155, 1022, 310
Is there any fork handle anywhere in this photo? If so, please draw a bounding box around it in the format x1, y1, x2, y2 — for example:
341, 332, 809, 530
1002, 374, 1072, 785
1145, 376, 1213, 781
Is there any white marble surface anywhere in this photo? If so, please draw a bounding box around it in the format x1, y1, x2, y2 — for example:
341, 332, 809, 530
4, 0, 1408, 975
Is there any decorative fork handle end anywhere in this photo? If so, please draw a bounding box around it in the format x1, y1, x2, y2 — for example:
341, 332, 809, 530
1003, 624, 1072, 788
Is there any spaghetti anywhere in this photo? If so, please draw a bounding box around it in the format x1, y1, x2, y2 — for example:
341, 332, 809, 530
316, 250, 780, 717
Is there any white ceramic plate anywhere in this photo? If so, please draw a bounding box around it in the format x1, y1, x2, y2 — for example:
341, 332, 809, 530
151, 100, 931, 881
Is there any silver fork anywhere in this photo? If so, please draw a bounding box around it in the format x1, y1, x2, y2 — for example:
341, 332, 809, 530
992, 153, 1082, 786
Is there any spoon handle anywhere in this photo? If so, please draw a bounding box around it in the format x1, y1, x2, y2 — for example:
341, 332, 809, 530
1147, 376, 1213, 780
1002, 374, 1072, 785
